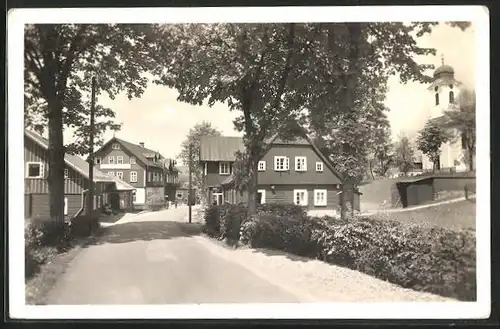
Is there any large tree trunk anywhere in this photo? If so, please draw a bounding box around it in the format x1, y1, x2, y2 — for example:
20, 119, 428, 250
47, 102, 66, 228
246, 157, 259, 216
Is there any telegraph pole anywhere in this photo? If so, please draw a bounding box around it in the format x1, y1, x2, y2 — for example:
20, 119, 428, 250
188, 142, 192, 223
87, 76, 97, 233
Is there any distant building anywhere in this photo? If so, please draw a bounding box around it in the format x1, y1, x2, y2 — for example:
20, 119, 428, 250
92, 138, 179, 210
423, 56, 469, 172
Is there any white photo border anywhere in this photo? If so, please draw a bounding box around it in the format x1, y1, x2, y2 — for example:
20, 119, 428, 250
8, 5, 490, 319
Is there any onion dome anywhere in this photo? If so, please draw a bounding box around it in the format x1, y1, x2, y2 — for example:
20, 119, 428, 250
433, 64, 455, 78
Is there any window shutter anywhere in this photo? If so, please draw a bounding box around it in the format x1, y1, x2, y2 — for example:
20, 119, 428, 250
274, 156, 278, 170
303, 158, 307, 171
262, 161, 266, 171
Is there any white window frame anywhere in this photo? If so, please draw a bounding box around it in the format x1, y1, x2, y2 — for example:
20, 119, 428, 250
257, 189, 266, 204
130, 156, 136, 164
295, 156, 307, 171
95, 157, 101, 164
117, 156, 124, 164
258, 161, 266, 171
108, 171, 115, 176
130, 171, 137, 183
274, 156, 289, 171
293, 189, 308, 206
112, 143, 120, 150
64, 197, 68, 215
26, 162, 44, 178
316, 161, 324, 172
116, 172, 124, 180
219, 162, 230, 175
314, 189, 327, 206
64, 168, 69, 178
108, 156, 115, 164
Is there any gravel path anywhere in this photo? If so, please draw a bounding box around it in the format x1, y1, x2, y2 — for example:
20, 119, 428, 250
194, 236, 454, 302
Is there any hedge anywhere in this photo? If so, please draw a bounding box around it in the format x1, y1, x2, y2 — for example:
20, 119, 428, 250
25, 216, 96, 279
203, 203, 476, 301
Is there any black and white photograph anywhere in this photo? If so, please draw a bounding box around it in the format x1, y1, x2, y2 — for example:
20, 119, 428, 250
7, 5, 490, 319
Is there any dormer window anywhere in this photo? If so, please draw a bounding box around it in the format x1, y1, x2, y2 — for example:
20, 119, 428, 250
219, 162, 230, 175
112, 143, 120, 150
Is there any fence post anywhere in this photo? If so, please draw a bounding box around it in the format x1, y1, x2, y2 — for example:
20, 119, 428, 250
464, 185, 469, 200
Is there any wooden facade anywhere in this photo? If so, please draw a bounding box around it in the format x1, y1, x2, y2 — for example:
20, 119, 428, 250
24, 130, 116, 220
200, 129, 346, 210
93, 137, 179, 209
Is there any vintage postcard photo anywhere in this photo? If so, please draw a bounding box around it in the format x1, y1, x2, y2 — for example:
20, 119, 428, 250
7, 5, 490, 320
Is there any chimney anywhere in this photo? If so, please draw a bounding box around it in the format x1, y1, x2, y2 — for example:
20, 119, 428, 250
139, 142, 145, 148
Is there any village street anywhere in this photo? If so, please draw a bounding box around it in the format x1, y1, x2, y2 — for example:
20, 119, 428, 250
43, 206, 452, 304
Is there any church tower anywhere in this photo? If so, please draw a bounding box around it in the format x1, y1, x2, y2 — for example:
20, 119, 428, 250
422, 54, 467, 173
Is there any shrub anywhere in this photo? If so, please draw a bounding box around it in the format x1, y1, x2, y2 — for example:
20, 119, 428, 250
219, 203, 247, 242
203, 205, 220, 237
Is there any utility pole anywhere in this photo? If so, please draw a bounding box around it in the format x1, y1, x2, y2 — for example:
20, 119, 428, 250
87, 76, 96, 233
188, 142, 192, 224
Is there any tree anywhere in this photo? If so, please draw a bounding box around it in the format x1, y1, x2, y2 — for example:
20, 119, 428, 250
443, 88, 476, 171
178, 121, 222, 203
394, 134, 416, 176
24, 24, 159, 227
416, 119, 449, 172
152, 22, 470, 216
368, 115, 394, 179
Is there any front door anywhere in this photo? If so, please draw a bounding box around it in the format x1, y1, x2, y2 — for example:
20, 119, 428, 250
213, 192, 223, 205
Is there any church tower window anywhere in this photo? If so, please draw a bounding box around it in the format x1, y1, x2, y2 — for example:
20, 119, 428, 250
449, 84, 454, 104
434, 86, 439, 106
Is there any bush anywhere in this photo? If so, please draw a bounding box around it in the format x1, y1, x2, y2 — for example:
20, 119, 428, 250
203, 205, 220, 237
240, 212, 476, 301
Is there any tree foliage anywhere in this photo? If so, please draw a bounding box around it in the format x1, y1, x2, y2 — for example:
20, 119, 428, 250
24, 24, 159, 225
416, 119, 449, 172
443, 88, 476, 171
153, 22, 451, 215
394, 134, 416, 176
179, 121, 222, 202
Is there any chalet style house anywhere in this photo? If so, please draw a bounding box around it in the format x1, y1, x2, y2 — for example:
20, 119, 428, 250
92, 137, 179, 209
199, 126, 354, 211
24, 129, 135, 220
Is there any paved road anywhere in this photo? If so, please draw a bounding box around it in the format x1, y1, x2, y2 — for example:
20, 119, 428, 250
45, 208, 300, 304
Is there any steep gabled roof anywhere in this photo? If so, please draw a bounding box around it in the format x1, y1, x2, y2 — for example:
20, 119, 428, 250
199, 136, 245, 162
24, 129, 114, 183
94, 137, 165, 168
201, 123, 344, 184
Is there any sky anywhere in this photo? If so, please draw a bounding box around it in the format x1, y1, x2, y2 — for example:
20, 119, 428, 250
63, 22, 476, 164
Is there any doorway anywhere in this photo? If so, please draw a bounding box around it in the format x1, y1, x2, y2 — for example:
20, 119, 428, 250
213, 192, 223, 205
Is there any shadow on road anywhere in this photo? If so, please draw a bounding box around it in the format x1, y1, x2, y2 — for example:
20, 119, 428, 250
249, 247, 316, 263
88, 221, 203, 246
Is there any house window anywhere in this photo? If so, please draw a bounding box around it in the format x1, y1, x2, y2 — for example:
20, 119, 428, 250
148, 172, 152, 182
295, 156, 307, 171
26, 162, 44, 178
116, 172, 123, 180
95, 157, 101, 164
316, 162, 324, 172
108, 171, 115, 176
130, 156, 136, 164
64, 168, 69, 178
108, 156, 115, 164
132, 190, 137, 203
117, 156, 124, 164
274, 156, 289, 171
219, 162, 230, 175
130, 171, 138, 183
258, 161, 266, 171
257, 189, 266, 204
293, 189, 308, 206
314, 189, 327, 206
93, 195, 97, 209
112, 143, 120, 150
64, 197, 68, 216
